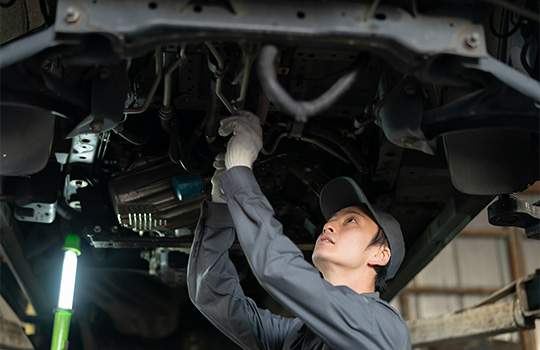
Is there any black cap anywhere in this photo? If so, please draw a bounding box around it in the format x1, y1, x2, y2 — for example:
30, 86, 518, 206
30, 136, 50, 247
319, 177, 405, 280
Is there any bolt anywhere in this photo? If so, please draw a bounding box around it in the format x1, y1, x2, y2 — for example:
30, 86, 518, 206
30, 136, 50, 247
93, 225, 102, 233
464, 32, 480, 49
111, 225, 119, 233
41, 60, 52, 70
69, 179, 89, 188
64, 7, 81, 24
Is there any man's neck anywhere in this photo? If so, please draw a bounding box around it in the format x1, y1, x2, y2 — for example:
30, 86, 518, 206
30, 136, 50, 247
321, 267, 376, 294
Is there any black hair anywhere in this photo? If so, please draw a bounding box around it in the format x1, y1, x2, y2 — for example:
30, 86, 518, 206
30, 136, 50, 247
366, 226, 390, 294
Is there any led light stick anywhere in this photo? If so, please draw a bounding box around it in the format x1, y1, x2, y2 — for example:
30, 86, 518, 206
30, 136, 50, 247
50, 235, 81, 350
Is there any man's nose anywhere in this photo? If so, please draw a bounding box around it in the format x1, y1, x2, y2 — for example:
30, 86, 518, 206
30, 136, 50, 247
323, 221, 336, 234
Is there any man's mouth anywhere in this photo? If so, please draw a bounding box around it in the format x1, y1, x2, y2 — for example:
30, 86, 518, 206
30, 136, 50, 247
318, 234, 335, 245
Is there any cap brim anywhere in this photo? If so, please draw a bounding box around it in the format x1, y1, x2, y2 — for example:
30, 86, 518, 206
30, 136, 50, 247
320, 177, 371, 222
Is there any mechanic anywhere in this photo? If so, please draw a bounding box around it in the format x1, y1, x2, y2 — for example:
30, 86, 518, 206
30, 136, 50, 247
187, 111, 411, 349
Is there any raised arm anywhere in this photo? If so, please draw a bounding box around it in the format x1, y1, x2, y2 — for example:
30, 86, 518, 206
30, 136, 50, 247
187, 158, 299, 350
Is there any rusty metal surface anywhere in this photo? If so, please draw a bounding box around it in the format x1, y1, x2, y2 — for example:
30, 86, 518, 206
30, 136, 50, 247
0, 300, 34, 350
0, 318, 34, 350
407, 299, 534, 348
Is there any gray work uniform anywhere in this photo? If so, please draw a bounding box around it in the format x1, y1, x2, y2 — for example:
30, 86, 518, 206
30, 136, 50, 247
187, 166, 411, 350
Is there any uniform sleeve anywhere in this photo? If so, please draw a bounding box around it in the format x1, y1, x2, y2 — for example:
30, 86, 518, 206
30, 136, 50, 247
187, 200, 300, 350
218, 167, 411, 350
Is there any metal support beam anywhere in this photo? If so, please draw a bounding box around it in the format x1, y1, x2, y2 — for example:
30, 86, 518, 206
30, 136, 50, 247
88, 233, 315, 251
53, 0, 488, 62
0, 318, 34, 350
402, 286, 498, 295
0, 203, 49, 315
2, 0, 536, 103
384, 193, 494, 300
47, 0, 534, 104
407, 271, 539, 348
458, 229, 508, 238
407, 299, 534, 347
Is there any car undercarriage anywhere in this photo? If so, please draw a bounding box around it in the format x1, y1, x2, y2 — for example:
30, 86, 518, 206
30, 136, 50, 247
1, 0, 539, 348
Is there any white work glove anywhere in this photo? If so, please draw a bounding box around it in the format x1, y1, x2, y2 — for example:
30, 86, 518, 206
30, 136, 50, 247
219, 110, 263, 169
211, 153, 226, 203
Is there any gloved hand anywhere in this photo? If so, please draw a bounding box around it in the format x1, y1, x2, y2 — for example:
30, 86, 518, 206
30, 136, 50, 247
211, 153, 226, 203
219, 111, 263, 169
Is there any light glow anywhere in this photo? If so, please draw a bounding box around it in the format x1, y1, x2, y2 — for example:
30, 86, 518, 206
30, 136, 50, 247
57, 250, 78, 310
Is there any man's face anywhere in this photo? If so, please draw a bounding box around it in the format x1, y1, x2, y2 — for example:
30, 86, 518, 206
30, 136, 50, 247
312, 205, 382, 273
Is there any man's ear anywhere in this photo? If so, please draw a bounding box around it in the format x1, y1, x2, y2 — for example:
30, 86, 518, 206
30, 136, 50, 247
368, 246, 391, 267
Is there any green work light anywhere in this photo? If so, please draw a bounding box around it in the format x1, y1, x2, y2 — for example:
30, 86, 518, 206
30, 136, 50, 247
50, 235, 81, 350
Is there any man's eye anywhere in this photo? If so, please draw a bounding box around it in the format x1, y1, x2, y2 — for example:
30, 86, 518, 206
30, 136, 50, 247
347, 217, 356, 223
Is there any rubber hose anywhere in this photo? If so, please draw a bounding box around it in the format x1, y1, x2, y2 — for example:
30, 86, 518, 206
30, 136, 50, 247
257, 45, 363, 122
